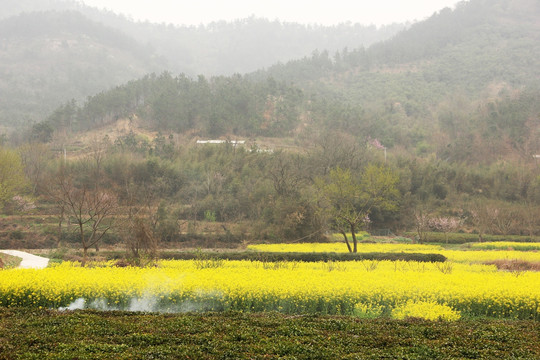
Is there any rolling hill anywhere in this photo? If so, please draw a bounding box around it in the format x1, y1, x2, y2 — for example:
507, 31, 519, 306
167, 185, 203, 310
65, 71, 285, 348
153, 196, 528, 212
0, 11, 164, 128
38, 0, 540, 165
0, 0, 403, 129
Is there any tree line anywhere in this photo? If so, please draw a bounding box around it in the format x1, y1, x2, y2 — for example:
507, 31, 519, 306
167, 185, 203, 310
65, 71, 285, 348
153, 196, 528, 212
1, 130, 539, 260
34, 70, 540, 169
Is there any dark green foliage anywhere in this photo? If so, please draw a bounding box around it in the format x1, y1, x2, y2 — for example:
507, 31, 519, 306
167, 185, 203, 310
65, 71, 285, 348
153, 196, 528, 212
160, 251, 447, 263
30, 122, 54, 143
9, 230, 24, 240
44, 73, 304, 137
0, 309, 538, 359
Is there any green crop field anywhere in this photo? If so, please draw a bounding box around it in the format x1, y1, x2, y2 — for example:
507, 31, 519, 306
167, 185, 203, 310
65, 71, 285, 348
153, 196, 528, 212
0, 309, 539, 359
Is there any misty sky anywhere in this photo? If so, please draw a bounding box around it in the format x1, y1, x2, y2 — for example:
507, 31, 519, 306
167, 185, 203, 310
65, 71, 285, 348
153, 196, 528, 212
80, 0, 466, 26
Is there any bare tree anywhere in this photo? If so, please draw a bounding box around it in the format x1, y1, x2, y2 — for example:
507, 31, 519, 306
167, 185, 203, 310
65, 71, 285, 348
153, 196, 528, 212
268, 152, 305, 196
491, 206, 519, 236
470, 202, 498, 242
42, 163, 67, 247
429, 216, 462, 244
309, 131, 363, 176
18, 143, 51, 195
45, 145, 117, 265
413, 208, 431, 243
522, 201, 539, 237
119, 177, 160, 265
59, 179, 117, 265
119, 214, 158, 266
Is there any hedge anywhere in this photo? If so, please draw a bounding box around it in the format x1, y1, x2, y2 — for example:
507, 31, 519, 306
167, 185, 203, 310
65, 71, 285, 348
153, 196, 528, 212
160, 251, 447, 263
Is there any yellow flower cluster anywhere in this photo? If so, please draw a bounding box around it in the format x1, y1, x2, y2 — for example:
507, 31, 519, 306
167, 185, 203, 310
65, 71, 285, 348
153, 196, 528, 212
0, 259, 538, 319
470, 242, 540, 251
248, 243, 540, 263
391, 300, 461, 321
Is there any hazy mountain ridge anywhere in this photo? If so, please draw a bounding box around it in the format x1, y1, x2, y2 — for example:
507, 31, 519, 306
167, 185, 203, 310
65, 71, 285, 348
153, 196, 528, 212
258, 0, 540, 92
110, 18, 405, 76
36, 0, 540, 165
0, 1, 403, 129
0, 11, 155, 56
0, 0, 75, 19
2, 0, 405, 75
0, 11, 165, 128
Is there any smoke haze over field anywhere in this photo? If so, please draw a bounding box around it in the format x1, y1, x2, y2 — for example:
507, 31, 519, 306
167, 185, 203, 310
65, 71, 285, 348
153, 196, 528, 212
81, 0, 465, 26
57, 294, 225, 313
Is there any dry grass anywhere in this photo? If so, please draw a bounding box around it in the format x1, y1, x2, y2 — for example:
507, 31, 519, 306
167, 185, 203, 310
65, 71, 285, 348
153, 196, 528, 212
73, 117, 158, 145
485, 259, 540, 272
0, 252, 22, 269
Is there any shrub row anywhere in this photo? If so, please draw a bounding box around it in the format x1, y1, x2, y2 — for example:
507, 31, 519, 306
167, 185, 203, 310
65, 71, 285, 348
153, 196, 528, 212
403, 232, 540, 244
160, 251, 447, 263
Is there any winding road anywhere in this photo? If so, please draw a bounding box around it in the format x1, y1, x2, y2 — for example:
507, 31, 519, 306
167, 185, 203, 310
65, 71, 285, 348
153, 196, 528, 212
0, 250, 49, 269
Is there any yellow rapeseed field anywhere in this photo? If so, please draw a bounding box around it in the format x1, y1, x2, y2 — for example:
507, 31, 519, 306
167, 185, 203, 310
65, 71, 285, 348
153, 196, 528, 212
470, 242, 540, 251
0, 259, 538, 320
247, 243, 540, 263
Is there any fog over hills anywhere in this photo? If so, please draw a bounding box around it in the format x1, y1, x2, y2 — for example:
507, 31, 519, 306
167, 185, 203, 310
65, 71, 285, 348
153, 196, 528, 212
0, 0, 404, 129
34, 0, 540, 166
3, 0, 539, 166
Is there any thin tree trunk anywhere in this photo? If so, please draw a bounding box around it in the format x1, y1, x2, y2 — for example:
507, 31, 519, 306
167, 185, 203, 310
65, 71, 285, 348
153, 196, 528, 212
79, 223, 87, 266
351, 225, 358, 253
57, 205, 64, 247
340, 230, 352, 253
82, 246, 88, 267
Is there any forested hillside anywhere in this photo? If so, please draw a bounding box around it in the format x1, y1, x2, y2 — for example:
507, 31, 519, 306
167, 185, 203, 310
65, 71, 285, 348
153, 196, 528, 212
1, 0, 539, 248
0, 0, 402, 129
257, 0, 540, 89
39, 0, 540, 164
250, 0, 540, 163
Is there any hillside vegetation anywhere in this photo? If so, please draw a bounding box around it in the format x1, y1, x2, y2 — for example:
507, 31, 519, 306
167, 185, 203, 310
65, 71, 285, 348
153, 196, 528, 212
35, 0, 540, 162
0, 0, 539, 250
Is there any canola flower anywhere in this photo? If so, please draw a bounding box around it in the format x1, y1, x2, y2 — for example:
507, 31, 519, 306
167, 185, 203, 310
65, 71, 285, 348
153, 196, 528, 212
248, 243, 540, 263
391, 300, 461, 321
470, 242, 540, 251
0, 260, 538, 320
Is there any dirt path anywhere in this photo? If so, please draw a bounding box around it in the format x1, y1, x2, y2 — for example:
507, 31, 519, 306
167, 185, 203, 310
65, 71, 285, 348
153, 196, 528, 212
0, 250, 49, 269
